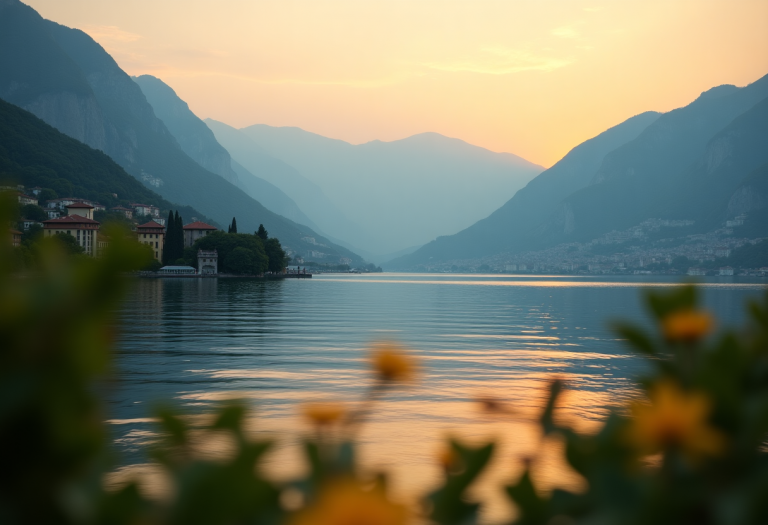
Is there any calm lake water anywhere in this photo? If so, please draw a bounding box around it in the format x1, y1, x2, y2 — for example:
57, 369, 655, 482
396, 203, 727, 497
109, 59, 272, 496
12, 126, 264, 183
111, 274, 767, 521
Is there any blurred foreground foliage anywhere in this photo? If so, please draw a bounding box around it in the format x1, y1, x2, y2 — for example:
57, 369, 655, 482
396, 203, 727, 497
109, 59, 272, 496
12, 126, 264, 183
1, 193, 768, 524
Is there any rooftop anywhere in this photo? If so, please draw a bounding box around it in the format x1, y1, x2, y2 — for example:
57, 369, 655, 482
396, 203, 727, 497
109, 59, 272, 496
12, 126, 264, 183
66, 202, 94, 209
183, 221, 217, 231
43, 215, 100, 226
137, 220, 165, 230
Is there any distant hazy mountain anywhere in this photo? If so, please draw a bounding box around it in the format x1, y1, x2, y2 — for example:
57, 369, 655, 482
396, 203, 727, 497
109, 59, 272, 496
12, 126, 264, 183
387, 111, 660, 267
132, 74, 239, 184
133, 75, 319, 230
229, 158, 319, 230
205, 118, 370, 250
390, 74, 768, 269
238, 125, 544, 256
0, 0, 363, 264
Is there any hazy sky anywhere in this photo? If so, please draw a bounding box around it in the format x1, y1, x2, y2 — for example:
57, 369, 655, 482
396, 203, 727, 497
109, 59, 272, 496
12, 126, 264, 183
26, 0, 768, 167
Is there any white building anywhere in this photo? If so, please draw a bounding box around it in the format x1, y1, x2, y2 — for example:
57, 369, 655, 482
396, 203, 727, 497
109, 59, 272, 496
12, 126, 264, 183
197, 249, 218, 274
130, 203, 160, 218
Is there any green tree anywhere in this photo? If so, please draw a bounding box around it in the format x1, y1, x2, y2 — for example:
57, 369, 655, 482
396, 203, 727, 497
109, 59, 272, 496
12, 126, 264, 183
38, 188, 57, 202
256, 224, 268, 240
163, 210, 175, 265
138, 243, 162, 271
20, 204, 47, 222
228, 217, 238, 234
193, 231, 268, 275
225, 246, 254, 274
52, 232, 84, 255
174, 211, 184, 262
264, 237, 289, 273
21, 223, 44, 245
94, 210, 133, 229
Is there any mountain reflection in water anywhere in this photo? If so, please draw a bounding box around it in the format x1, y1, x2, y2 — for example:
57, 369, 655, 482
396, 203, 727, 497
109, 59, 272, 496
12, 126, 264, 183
111, 274, 766, 521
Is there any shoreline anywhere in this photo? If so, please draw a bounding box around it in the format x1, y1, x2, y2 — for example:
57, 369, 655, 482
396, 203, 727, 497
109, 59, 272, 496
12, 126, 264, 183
137, 272, 312, 279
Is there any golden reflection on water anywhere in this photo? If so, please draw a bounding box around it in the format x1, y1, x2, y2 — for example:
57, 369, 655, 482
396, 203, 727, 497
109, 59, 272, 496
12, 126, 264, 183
112, 276, 766, 522
109, 369, 615, 523
317, 277, 766, 289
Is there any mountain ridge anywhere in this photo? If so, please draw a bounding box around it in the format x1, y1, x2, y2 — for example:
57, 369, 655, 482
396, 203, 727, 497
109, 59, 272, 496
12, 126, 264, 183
388, 73, 768, 270
386, 110, 661, 268
133, 75, 320, 230
0, 0, 364, 264
0, 96, 210, 225
238, 122, 543, 255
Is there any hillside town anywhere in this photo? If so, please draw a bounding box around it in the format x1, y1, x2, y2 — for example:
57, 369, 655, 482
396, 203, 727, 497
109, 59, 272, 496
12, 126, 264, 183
3, 185, 273, 276
414, 217, 768, 276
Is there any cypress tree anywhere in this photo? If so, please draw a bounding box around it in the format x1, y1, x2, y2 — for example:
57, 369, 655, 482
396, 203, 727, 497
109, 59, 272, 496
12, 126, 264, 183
257, 224, 268, 240
163, 210, 174, 265
231, 217, 237, 234
175, 211, 184, 261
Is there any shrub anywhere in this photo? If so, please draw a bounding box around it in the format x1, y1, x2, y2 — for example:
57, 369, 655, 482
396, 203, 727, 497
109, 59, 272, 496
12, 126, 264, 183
1, 198, 767, 524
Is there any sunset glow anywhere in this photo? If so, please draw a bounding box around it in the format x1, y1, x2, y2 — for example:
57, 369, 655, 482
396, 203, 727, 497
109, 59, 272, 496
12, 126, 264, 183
25, 0, 768, 166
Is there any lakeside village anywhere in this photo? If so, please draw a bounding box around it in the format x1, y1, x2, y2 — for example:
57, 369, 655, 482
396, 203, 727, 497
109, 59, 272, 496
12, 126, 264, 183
419, 218, 768, 277
4, 186, 309, 278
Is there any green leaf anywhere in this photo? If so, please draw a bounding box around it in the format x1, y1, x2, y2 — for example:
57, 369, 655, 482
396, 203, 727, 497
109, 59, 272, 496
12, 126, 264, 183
541, 378, 564, 435
427, 439, 495, 525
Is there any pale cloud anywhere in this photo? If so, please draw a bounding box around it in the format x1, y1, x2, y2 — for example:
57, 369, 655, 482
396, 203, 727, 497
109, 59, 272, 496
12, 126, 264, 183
551, 25, 580, 39
423, 48, 572, 75
79, 25, 141, 43
583, 7, 601, 12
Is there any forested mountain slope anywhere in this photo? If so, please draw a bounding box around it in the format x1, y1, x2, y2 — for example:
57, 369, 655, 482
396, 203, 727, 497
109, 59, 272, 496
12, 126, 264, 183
0, 0, 362, 263
0, 97, 208, 222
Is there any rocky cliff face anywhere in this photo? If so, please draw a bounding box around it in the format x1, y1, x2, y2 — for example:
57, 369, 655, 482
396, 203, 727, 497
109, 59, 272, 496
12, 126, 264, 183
21, 91, 113, 152
133, 75, 239, 184
0, 0, 116, 155
727, 185, 766, 217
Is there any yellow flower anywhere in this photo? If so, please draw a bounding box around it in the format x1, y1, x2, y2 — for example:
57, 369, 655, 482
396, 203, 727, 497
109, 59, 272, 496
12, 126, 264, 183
301, 402, 346, 426
662, 310, 714, 343
437, 445, 461, 472
290, 480, 408, 525
627, 381, 724, 460
370, 342, 418, 383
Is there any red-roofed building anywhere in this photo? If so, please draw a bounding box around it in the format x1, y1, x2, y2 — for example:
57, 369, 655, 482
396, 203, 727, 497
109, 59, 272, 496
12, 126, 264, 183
183, 221, 217, 247
137, 220, 166, 261
43, 215, 100, 256
65, 202, 94, 220
110, 206, 133, 219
